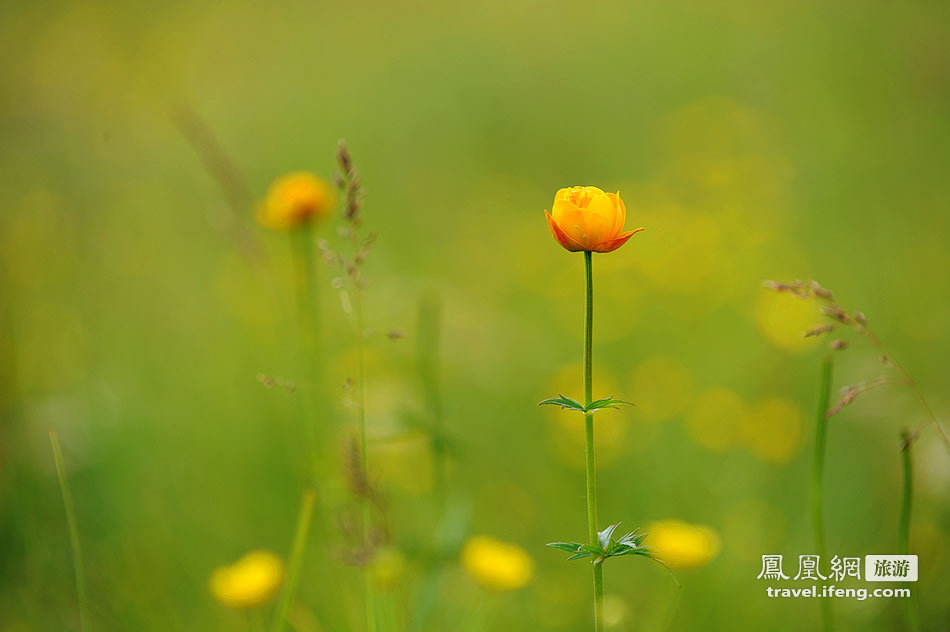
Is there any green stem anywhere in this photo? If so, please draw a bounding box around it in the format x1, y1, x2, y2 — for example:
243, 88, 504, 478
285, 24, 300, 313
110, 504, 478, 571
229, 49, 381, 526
583, 252, 605, 632
899, 431, 918, 632
292, 227, 317, 361
418, 294, 446, 513
49, 429, 90, 632
898, 434, 912, 555
291, 226, 322, 484
352, 280, 377, 632
272, 490, 316, 632
811, 357, 833, 632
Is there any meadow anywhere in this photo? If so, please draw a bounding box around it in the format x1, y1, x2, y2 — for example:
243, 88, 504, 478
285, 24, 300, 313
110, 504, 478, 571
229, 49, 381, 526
2, 1, 949, 630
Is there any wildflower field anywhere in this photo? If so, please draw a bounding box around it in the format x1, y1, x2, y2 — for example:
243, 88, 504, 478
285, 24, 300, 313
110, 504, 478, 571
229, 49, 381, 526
2, 1, 950, 631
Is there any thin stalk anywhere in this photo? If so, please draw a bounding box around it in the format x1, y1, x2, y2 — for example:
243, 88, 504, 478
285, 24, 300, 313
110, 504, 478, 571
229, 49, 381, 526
289, 230, 343, 629
863, 329, 950, 453
351, 273, 377, 632
291, 226, 322, 484
418, 294, 446, 513
811, 357, 833, 632
170, 106, 259, 260
898, 434, 913, 554
898, 431, 918, 632
49, 429, 90, 632
905, 380, 950, 453
348, 235, 370, 493
583, 251, 606, 632
272, 490, 316, 632
291, 226, 317, 361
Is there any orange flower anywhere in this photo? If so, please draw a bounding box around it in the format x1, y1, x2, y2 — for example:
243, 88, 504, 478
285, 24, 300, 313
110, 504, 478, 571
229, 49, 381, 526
257, 172, 335, 230
544, 186, 643, 253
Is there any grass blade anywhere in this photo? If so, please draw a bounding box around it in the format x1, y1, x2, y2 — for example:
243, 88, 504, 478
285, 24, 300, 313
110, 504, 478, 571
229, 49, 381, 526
899, 431, 919, 632
271, 490, 316, 632
49, 428, 90, 632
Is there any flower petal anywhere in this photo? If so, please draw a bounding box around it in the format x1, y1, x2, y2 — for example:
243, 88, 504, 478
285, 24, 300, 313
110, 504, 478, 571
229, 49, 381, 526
591, 227, 644, 253
587, 193, 622, 239
554, 187, 576, 204
554, 186, 605, 209
551, 200, 613, 249
607, 192, 626, 235
545, 210, 585, 251
583, 185, 605, 195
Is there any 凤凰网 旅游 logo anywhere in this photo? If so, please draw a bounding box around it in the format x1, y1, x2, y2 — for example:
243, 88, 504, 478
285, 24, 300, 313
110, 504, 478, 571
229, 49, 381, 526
865, 555, 918, 582
757, 554, 918, 582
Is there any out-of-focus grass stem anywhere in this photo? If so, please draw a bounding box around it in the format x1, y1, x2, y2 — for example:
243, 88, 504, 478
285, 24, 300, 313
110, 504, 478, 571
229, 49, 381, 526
418, 294, 446, 512
350, 234, 378, 632
811, 357, 833, 632
291, 225, 323, 480
49, 428, 90, 632
272, 490, 316, 632
898, 431, 918, 632
334, 140, 380, 632
170, 106, 259, 260
583, 252, 606, 632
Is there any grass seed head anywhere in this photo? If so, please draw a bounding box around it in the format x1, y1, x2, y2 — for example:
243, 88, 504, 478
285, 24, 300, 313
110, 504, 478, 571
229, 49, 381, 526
803, 324, 836, 338
763, 280, 809, 298
808, 279, 834, 300
821, 304, 851, 324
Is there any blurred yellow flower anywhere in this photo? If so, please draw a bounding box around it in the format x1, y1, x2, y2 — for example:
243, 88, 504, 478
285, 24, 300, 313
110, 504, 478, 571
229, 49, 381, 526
257, 172, 335, 230
686, 388, 746, 451
741, 397, 803, 463
754, 289, 821, 352
544, 186, 643, 253
461, 535, 534, 591
209, 550, 284, 608
646, 520, 721, 569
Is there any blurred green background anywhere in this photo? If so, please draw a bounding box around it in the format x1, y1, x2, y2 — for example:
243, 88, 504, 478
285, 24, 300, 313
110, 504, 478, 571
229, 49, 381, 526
2, 0, 949, 630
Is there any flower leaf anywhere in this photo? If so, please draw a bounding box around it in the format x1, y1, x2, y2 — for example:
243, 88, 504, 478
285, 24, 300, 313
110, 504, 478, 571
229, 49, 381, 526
547, 540, 601, 562
617, 530, 645, 547
546, 542, 583, 553
585, 397, 635, 412
538, 394, 585, 412
598, 523, 620, 550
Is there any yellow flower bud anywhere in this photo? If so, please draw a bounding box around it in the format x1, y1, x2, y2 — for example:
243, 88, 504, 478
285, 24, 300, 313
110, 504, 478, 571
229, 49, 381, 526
544, 186, 643, 253
461, 535, 534, 591
209, 550, 285, 608
257, 172, 335, 230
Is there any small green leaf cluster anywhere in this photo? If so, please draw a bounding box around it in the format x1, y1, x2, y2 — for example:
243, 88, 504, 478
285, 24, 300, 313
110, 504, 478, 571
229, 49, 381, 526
546, 523, 649, 564
537, 395, 634, 413
547, 524, 680, 586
